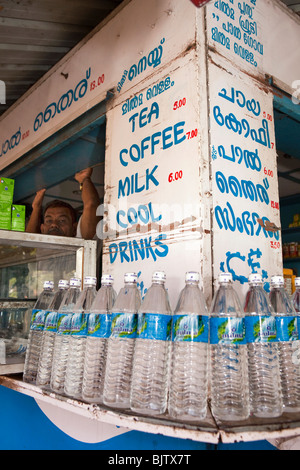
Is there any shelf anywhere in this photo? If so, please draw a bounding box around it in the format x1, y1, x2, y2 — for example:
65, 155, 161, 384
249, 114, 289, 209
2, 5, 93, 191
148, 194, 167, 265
0, 230, 97, 288
0, 363, 24, 375
1, 374, 300, 445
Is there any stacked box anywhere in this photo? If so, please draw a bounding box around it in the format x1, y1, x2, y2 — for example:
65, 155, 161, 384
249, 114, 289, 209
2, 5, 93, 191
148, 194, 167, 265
0, 204, 12, 230
0, 178, 14, 204
11, 205, 26, 232
0, 178, 26, 232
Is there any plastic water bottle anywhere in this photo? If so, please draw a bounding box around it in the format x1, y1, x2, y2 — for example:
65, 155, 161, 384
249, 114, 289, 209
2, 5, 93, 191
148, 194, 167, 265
269, 275, 300, 412
23, 281, 55, 384
244, 273, 282, 418
292, 277, 300, 313
82, 274, 117, 403
168, 271, 209, 421
130, 271, 172, 416
64, 276, 97, 399
50, 278, 82, 394
36, 280, 69, 388
210, 272, 250, 421
103, 272, 141, 409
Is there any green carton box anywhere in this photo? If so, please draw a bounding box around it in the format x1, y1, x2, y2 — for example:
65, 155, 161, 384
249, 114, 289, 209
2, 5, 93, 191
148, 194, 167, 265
0, 178, 14, 204
0, 204, 12, 230
11, 205, 25, 232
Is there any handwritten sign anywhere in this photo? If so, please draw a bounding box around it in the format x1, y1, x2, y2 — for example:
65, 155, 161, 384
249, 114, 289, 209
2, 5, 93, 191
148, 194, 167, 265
209, 61, 282, 295
102, 52, 207, 303
207, 0, 265, 74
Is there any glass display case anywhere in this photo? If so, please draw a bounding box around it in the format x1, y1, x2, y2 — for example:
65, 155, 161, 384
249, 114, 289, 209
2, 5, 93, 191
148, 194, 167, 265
0, 230, 97, 374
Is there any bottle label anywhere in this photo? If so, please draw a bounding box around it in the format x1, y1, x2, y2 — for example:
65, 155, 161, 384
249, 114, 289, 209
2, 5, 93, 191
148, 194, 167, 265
88, 313, 111, 338
210, 317, 246, 345
30, 309, 50, 331
44, 311, 58, 332
137, 313, 172, 341
70, 313, 88, 337
245, 315, 277, 343
57, 313, 72, 336
172, 314, 209, 343
276, 316, 298, 342
110, 312, 137, 339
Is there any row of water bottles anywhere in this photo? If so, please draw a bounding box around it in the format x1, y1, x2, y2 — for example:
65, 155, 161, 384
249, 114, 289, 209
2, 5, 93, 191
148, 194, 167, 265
23, 270, 300, 423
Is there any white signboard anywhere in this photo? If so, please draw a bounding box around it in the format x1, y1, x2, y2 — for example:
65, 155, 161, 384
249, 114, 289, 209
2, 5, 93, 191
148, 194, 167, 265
206, 0, 265, 75
209, 60, 282, 298
206, 0, 300, 95
102, 52, 211, 307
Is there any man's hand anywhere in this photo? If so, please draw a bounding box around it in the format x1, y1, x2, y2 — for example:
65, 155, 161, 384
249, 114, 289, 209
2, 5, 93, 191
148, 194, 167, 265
32, 189, 46, 209
74, 167, 100, 239
26, 189, 46, 234
74, 168, 93, 184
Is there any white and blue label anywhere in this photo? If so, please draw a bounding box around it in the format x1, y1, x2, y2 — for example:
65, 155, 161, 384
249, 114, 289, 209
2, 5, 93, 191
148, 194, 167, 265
210, 317, 246, 345
172, 314, 209, 343
137, 313, 172, 341
110, 312, 137, 339
88, 313, 111, 338
44, 311, 58, 333
276, 316, 298, 342
245, 315, 277, 343
57, 313, 72, 336
70, 313, 88, 337
30, 309, 50, 331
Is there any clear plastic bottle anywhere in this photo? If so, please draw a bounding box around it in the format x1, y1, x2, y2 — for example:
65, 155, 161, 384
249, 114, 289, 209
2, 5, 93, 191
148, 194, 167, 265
23, 281, 55, 384
210, 272, 250, 421
168, 271, 209, 421
36, 280, 69, 388
244, 273, 282, 418
64, 276, 97, 399
82, 274, 117, 403
130, 271, 172, 416
50, 278, 82, 394
103, 272, 141, 409
292, 277, 300, 313
269, 275, 300, 412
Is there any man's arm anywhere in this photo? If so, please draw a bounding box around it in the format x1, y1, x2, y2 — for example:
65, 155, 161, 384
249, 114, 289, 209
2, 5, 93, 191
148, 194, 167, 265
25, 189, 46, 234
75, 168, 101, 240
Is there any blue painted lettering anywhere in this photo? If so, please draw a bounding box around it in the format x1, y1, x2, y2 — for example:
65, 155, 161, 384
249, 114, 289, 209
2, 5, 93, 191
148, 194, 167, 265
0, 127, 21, 157
239, 16, 257, 36
129, 101, 159, 132
215, 170, 269, 204
215, 201, 280, 240
214, 0, 235, 19
213, 106, 270, 147
122, 93, 143, 116
216, 144, 262, 171
233, 42, 257, 67
146, 77, 173, 101
109, 234, 168, 264
218, 86, 261, 116
116, 202, 162, 229
119, 121, 186, 166
118, 165, 159, 198
211, 26, 230, 50
128, 38, 165, 83
222, 21, 241, 40
219, 246, 270, 291
238, 1, 253, 18
34, 69, 91, 132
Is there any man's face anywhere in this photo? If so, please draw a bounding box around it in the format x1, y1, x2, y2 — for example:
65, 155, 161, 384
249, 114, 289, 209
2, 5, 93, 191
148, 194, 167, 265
41, 206, 77, 237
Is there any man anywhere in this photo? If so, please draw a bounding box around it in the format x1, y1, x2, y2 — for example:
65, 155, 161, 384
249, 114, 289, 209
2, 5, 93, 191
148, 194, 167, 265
26, 167, 100, 240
